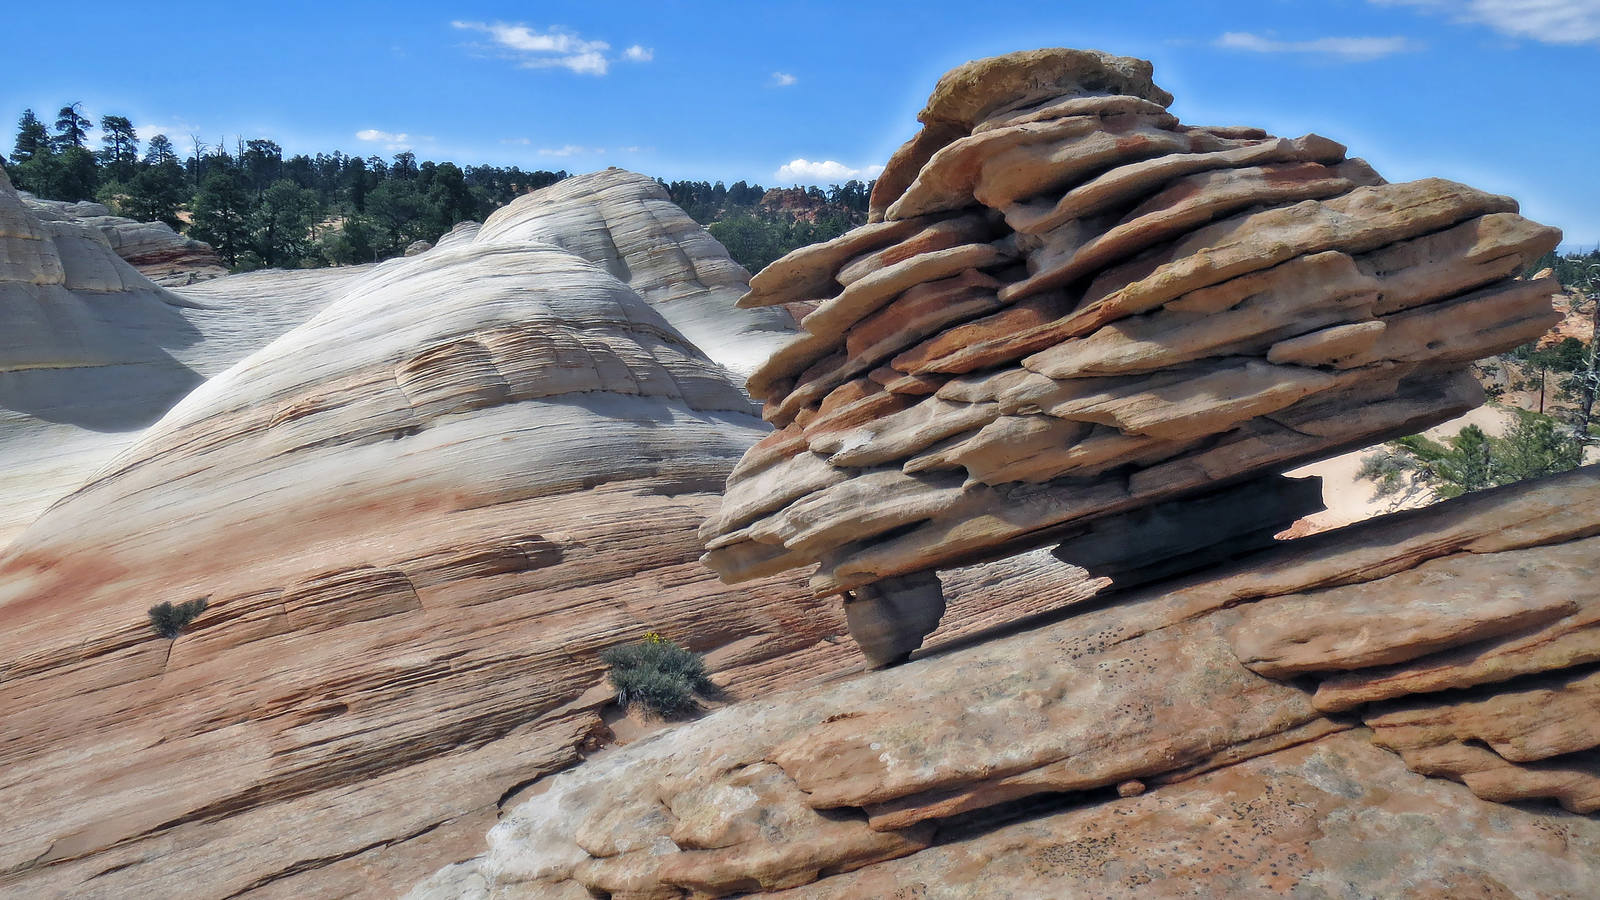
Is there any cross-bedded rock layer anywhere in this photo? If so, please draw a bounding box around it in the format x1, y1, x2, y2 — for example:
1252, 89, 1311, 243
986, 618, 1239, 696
700, 48, 1564, 664
0, 167, 1097, 898
414, 466, 1600, 899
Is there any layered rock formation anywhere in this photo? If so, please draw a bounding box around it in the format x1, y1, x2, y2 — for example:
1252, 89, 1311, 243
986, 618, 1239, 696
20, 191, 228, 284
701, 48, 1563, 665
417, 465, 1600, 899
0, 167, 1095, 898
0, 162, 361, 546
474, 169, 801, 375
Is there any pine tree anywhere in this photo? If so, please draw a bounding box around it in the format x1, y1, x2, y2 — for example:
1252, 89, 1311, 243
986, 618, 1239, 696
190, 170, 252, 266
52, 103, 90, 150
11, 109, 49, 163
144, 134, 178, 167
97, 115, 139, 181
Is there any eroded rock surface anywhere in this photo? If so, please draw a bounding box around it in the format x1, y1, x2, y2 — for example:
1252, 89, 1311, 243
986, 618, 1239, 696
417, 466, 1600, 899
703, 48, 1562, 665
20, 191, 228, 284
475, 168, 800, 376
0, 168, 1093, 898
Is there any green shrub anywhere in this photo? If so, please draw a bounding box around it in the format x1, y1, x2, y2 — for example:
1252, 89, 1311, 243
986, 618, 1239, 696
600, 632, 714, 718
148, 599, 208, 639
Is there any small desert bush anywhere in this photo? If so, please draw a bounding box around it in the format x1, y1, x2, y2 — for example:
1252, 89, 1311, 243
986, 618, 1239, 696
148, 599, 208, 639
600, 632, 714, 718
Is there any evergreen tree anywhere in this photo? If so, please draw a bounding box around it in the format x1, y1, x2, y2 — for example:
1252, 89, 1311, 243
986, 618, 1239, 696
253, 179, 321, 266
51, 147, 98, 201
190, 170, 252, 265
1360, 410, 1583, 500
11, 109, 49, 163
52, 103, 90, 150
97, 115, 138, 181
240, 139, 282, 195
321, 214, 377, 265
366, 178, 427, 253
144, 134, 178, 167
123, 156, 188, 229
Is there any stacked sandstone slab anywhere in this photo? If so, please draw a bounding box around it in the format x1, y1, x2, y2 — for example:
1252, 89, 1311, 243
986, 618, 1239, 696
415, 465, 1600, 899
701, 48, 1563, 665
0, 168, 1097, 898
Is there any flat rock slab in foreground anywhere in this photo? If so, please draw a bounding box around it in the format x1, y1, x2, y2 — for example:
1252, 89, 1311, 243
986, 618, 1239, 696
417, 466, 1600, 898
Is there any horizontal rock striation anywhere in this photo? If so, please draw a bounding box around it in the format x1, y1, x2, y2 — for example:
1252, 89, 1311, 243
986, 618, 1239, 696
0, 169, 1095, 898
700, 48, 1563, 661
415, 465, 1600, 899
20, 191, 228, 285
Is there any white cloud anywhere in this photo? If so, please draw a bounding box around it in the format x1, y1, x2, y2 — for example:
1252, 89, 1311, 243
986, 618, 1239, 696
500, 137, 532, 145
1215, 31, 1421, 60
355, 128, 414, 150
1372, 0, 1600, 44
539, 144, 603, 157
775, 158, 884, 184
771, 71, 798, 86
452, 21, 656, 74
452, 20, 611, 74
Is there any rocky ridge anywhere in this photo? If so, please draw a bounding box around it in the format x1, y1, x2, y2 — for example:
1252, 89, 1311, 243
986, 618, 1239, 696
0, 167, 1096, 898
700, 48, 1563, 666
415, 465, 1600, 899
20, 191, 228, 285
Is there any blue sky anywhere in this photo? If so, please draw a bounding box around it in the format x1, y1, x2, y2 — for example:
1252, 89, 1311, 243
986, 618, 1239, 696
5, 0, 1598, 247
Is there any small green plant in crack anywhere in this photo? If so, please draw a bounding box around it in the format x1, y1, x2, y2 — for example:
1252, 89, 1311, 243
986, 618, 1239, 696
600, 631, 715, 718
148, 599, 209, 639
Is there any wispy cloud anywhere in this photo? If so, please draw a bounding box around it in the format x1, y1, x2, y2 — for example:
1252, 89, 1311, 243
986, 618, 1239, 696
355, 128, 413, 150
539, 144, 601, 157
1215, 31, 1421, 60
776, 158, 883, 184
500, 137, 532, 145
451, 21, 652, 75
771, 71, 798, 86
1372, 0, 1600, 45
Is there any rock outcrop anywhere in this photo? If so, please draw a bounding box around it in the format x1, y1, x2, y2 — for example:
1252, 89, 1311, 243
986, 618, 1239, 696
416, 465, 1600, 899
0, 162, 361, 547
0, 168, 1094, 898
20, 191, 228, 285
700, 48, 1563, 666
474, 169, 801, 376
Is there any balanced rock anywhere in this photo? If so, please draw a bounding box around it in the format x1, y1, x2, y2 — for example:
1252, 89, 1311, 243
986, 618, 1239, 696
704, 48, 1562, 664
419, 466, 1600, 898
